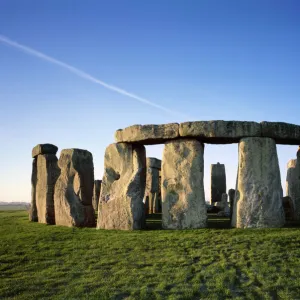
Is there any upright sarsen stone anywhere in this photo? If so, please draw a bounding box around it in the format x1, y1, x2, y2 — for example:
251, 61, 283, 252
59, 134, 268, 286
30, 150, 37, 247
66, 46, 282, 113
211, 163, 226, 203
162, 139, 207, 229
233, 137, 284, 228
97, 143, 146, 230
92, 180, 102, 212
29, 158, 38, 222
54, 149, 95, 227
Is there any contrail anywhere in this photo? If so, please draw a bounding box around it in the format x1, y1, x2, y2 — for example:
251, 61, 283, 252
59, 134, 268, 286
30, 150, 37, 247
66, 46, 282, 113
0, 34, 188, 118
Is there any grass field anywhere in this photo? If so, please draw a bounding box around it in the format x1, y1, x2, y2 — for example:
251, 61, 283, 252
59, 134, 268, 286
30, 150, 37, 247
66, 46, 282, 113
1, 211, 300, 299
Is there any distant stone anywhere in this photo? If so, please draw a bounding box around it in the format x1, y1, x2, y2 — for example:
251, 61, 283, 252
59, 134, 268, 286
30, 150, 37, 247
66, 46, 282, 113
36, 154, 60, 224
228, 189, 236, 220
214, 193, 228, 211
233, 137, 284, 228
54, 149, 95, 227
162, 139, 207, 229
211, 163, 226, 203
92, 180, 102, 212
282, 196, 296, 222
97, 143, 146, 230
261, 122, 300, 145
146, 157, 162, 169
32, 144, 58, 158
115, 123, 179, 145
179, 121, 261, 144
29, 158, 38, 222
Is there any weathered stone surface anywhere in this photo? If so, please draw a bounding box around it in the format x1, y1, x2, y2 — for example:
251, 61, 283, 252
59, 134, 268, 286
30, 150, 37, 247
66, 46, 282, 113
179, 121, 261, 144
146, 157, 162, 169
115, 123, 179, 145
214, 193, 228, 211
228, 189, 236, 220
162, 139, 207, 229
32, 144, 58, 158
92, 180, 102, 212
97, 143, 146, 230
233, 137, 285, 228
211, 163, 226, 203
54, 149, 95, 227
35, 154, 60, 224
261, 122, 300, 145
29, 158, 38, 222
282, 196, 295, 222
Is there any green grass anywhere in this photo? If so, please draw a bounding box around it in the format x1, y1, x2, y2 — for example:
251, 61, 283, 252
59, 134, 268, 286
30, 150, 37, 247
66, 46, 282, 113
1, 211, 300, 299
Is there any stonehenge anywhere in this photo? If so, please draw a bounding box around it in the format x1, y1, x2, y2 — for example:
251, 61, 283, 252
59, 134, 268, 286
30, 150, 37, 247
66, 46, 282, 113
211, 163, 226, 203
30, 120, 300, 230
144, 157, 161, 214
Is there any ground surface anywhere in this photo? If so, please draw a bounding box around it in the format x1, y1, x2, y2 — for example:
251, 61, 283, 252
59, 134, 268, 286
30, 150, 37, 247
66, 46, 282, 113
1, 211, 300, 299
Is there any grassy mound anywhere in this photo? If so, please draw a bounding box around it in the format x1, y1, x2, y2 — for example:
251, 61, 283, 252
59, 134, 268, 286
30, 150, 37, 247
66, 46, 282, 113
1, 210, 300, 299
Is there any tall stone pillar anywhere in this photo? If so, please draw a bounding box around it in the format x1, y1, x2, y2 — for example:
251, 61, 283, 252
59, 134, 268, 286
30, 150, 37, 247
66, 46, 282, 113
233, 137, 284, 228
162, 139, 207, 229
211, 163, 226, 204
92, 180, 102, 212
97, 143, 146, 230
54, 149, 96, 227
228, 188, 235, 220
144, 157, 161, 214
30, 144, 59, 224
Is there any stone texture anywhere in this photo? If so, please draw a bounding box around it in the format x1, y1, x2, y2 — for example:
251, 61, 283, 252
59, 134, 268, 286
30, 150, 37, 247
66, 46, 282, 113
115, 123, 179, 145
211, 163, 226, 203
179, 121, 261, 144
282, 196, 295, 222
97, 143, 146, 230
214, 193, 228, 211
146, 157, 162, 169
54, 149, 95, 227
261, 122, 300, 145
35, 154, 60, 224
29, 158, 38, 222
92, 180, 102, 212
32, 143, 58, 158
228, 189, 236, 220
161, 139, 207, 229
233, 137, 285, 228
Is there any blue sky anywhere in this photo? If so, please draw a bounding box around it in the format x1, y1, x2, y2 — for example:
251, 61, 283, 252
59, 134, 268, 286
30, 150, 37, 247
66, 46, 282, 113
0, 0, 299, 202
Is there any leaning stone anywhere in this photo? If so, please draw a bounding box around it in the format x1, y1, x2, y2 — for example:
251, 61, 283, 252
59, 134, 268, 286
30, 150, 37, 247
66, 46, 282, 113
32, 144, 58, 158
162, 139, 207, 229
179, 121, 261, 144
115, 123, 179, 145
146, 157, 162, 169
211, 163, 226, 203
29, 158, 38, 222
35, 154, 60, 224
233, 137, 285, 228
97, 143, 146, 230
261, 122, 300, 145
92, 180, 102, 212
54, 149, 95, 227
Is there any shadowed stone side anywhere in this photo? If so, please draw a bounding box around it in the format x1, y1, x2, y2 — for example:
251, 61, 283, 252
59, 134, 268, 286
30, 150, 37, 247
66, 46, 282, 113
36, 154, 60, 224
54, 149, 95, 227
211, 163, 226, 203
92, 180, 102, 212
32, 143, 58, 158
97, 143, 146, 230
233, 137, 285, 228
115, 123, 179, 145
29, 158, 38, 222
162, 139, 207, 229
179, 121, 261, 144
228, 189, 235, 220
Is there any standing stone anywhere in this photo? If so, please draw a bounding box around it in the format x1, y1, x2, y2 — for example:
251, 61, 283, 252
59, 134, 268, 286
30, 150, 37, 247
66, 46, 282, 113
282, 196, 295, 222
54, 149, 95, 227
162, 139, 207, 229
92, 180, 102, 212
29, 158, 38, 222
233, 137, 284, 228
228, 189, 235, 220
97, 143, 146, 230
144, 158, 161, 214
30, 144, 59, 224
214, 193, 228, 211
211, 163, 226, 203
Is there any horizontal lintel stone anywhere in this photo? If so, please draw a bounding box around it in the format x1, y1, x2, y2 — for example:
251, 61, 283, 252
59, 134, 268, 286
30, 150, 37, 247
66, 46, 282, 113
32, 144, 58, 158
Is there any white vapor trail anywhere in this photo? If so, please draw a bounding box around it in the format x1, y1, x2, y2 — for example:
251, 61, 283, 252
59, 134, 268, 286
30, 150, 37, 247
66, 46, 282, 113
0, 34, 188, 117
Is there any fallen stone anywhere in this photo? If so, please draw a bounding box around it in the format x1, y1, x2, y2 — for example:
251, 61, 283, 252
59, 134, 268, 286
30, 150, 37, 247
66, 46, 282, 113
233, 137, 285, 228
32, 143, 58, 158
54, 149, 95, 227
179, 120, 261, 144
161, 139, 207, 229
29, 158, 38, 222
97, 143, 146, 230
211, 163, 226, 203
261, 122, 300, 145
92, 180, 102, 212
115, 123, 179, 145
